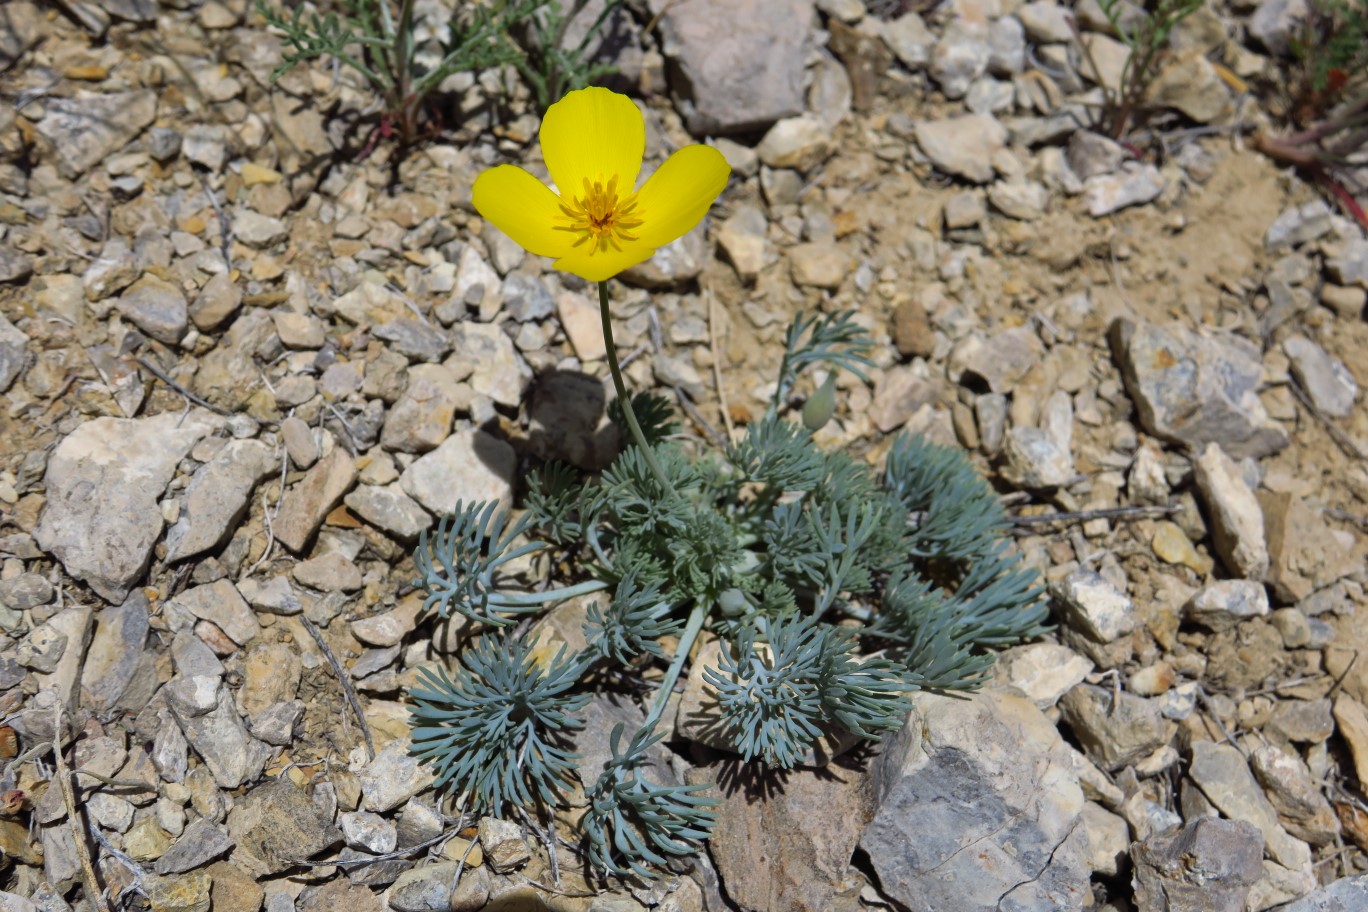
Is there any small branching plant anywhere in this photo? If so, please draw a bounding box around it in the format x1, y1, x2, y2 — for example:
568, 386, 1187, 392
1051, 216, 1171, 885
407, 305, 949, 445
1254, 0, 1368, 227
405, 308, 1050, 879
255, 0, 621, 153
1080, 0, 1205, 138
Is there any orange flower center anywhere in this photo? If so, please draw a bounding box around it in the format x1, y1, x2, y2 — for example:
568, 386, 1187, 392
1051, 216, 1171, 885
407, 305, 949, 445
556, 175, 644, 254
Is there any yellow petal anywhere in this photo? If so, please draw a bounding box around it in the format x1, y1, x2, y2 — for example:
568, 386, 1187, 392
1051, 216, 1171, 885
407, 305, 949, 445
471, 164, 574, 259
540, 87, 645, 196
633, 145, 731, 249
553, 242, 655, 283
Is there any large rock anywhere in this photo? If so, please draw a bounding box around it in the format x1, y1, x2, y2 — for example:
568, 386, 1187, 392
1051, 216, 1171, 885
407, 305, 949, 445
399, 425, 515, 518
35, 411, 222, 601
860, 690, 1089, 911
1131, 816, 1264, 912
34, 90, 157, 178
701, 753, 876, 912
649, 0, 813, 134
80, 590, 152, 712
1110, 319, 1289, 459
274, 446, 356, 553
165, 440, 276, 562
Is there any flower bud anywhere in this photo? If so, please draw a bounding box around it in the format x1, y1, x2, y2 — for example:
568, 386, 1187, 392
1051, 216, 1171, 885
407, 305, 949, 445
802, 373, 838, 431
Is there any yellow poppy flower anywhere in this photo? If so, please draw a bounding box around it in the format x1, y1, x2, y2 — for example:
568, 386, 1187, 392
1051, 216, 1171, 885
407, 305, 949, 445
472, 87, 731, 283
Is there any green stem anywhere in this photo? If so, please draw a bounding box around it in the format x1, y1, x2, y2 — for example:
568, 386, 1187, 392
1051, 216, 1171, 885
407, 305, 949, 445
643, 599, 709, 731
597, 280, 676, 496
490, 578, 610, 607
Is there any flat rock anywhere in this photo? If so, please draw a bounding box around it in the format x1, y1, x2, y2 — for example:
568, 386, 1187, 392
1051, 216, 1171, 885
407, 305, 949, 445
993, 642, 1093, 709
171, 580, 259, 646
1188, 740, 1311, 870
165, 439, 276, 562
884, 13, 934, 69
930, 18, 990, 99
1132, 816, 1264, 912
293, 552, 362, 593
870, 365, 937, 434
399, 425, 515, 518
1193, 443, 1269, 580
344, 484, 432, 542
1146, 50, 1231, 122
35, 410, 222, 601
914, 114, 1006, 183
1266, 200, 1334, 250
36, 90, 157, 178
1110, 318, 1288, 459
861, 690, 1089, 911
789, 242, 850, 289
80, 590, 151, 712
651, 0, 812, 134
717, 203, 769, 281
1284, 335, 1357, 418
757, 115, 832, 172
700, 747, 877, 912
948, 327, 1042, 393
1249, 0, 1308, 53
556, 291, 606, 361
380, 363, 466, 453
620, 225, 708, 289
1327, 239, 1368, 287
373, 319, 450, 363
228, 778, 341, 874
155, 817, 234, 874
448, 322, 529, 408
274, 446, 357, 553
1250, 744, 1339, 847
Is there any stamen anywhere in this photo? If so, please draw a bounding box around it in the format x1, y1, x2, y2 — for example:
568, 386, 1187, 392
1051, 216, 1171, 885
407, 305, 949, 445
554, 174, 644, 256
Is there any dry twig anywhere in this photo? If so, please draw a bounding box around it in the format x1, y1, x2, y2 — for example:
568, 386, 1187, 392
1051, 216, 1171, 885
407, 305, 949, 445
300, 615, 376, 761
51, 700, 111, 912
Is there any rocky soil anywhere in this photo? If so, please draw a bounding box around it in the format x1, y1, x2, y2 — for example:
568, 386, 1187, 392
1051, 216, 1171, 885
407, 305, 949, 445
1, 0, 1367, 910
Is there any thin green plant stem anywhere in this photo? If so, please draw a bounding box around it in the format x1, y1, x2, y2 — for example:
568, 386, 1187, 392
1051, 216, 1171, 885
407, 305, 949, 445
597, 280, 676, 496
643, 599, 709, 731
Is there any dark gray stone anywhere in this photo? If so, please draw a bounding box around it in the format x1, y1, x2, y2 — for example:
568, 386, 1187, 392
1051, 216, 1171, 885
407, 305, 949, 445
1131, 816, 1263, 912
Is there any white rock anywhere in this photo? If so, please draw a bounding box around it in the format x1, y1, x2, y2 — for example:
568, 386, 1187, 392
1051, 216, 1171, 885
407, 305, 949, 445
1192, 443, 1268, 580
1052, 569, 1138, 643
1185, 580, 1270, 632
915, 114, 1006, 184
400, 425, 515, 517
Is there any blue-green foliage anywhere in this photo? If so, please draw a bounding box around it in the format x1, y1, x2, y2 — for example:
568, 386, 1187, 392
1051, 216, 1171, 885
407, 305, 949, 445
408, 633, 588, 812
706, 614, 910, 767
585, 724, 718, 878
407, 309, 1048, 877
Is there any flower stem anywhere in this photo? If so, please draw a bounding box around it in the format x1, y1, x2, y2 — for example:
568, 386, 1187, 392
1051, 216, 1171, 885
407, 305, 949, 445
643, 598, 709, 732
597, 280, 675, 496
